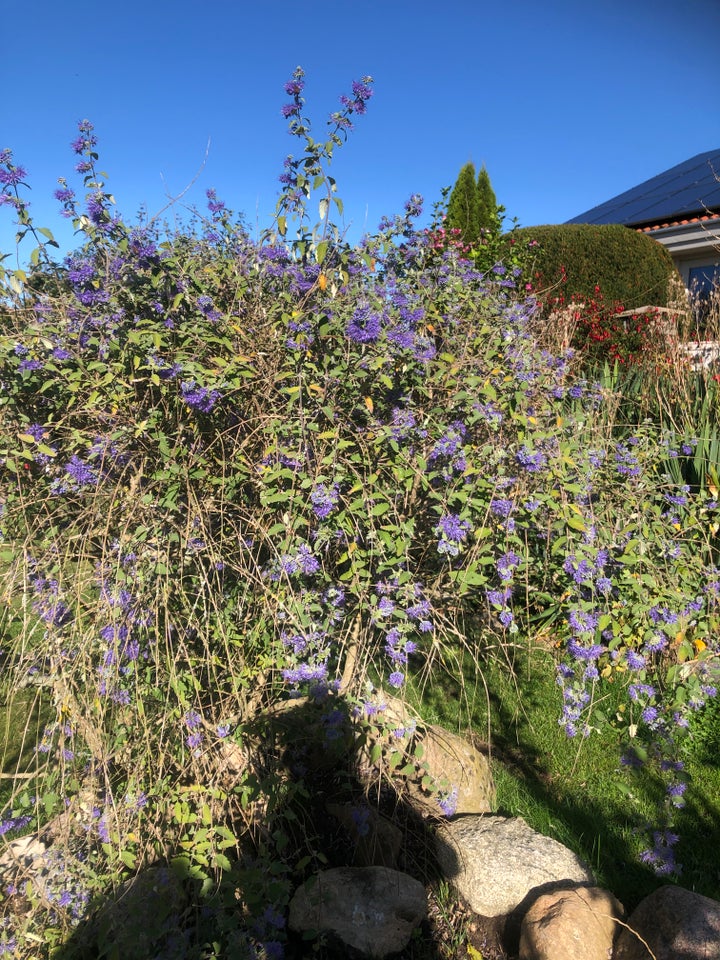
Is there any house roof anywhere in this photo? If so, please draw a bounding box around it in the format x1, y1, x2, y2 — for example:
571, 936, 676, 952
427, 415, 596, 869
567, 150, 720, 229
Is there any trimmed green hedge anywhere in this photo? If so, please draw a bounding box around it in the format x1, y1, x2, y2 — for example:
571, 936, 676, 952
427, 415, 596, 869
516, 223, 682, 310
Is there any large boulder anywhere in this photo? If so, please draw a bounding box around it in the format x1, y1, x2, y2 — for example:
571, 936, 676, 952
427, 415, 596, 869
519, 886, 624, 960
435, 815, 594, 916
613, 885, 720, 960
289, 866, 426, 958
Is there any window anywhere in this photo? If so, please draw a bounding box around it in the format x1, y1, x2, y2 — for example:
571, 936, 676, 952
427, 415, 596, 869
688, 264, 720, 297
688, 263, 720, 336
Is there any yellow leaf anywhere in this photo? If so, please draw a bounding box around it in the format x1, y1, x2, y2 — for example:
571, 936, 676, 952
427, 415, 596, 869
363, 396, 374, 413
694, 638, 707, 653
467, 946, 484, 960
318, 273, 328, 291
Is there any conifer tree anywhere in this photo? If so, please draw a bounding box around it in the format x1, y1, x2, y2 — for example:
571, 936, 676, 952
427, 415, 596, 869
445, 162, 480, 247
476, 164, 500, 239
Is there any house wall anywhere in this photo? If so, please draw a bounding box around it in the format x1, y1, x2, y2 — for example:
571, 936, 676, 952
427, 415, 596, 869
644, 221, 720, 288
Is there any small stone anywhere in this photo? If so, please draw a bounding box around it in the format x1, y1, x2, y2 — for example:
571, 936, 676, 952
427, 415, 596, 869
519, 885, 624, 960
613, 885, 720, 960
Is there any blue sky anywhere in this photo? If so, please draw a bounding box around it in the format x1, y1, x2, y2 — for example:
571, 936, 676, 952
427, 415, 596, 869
2, 0, 719, 266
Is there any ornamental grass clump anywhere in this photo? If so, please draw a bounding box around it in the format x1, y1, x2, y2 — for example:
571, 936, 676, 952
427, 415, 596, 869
1, 71, 719, 957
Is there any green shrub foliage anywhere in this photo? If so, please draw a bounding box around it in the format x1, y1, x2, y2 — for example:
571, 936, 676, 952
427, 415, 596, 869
476, 163, 500, 238
517, 222, 682, 310
445, 161, 480, 247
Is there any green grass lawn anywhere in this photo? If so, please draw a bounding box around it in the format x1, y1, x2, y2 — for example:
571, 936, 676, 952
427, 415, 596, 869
0, 687, 53, 818
412, 638, 720, 910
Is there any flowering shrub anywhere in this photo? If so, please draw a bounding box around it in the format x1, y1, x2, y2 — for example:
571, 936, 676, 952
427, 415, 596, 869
1, 71, 719, 956
542, 284, 679, 367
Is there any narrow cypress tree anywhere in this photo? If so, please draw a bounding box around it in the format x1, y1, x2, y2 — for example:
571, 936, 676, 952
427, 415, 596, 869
476, 164, 500, 239
445, 162, 480, 248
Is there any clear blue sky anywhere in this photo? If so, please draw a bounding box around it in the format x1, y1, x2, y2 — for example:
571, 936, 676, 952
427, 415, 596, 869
2, 0, 719, 265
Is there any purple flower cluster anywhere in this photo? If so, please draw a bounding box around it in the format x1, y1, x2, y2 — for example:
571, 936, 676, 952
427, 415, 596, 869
347, 303, 383, 343
429, 421, 467, 479
435, 513, 471, 557
180, 380, 222, 412
71, 118, 97, 156
474, 401, 504, 427
556, 663, 591, 738
496, 550, 521, 582
388, 406, 424, 442
206, 187, 226, 216
437, 786, 458, 817
197, 294, 221, 323
615, 440, 641, 478
31, 576, 73, 629
640, 829, 681, 876
339, 77, 374, 116
270, 542, 321, 581
310, 482, 340, 520
184, 709, 204, 754
373, 580, 432, 689
0, 814, 32, 838
516, 445, 547, 473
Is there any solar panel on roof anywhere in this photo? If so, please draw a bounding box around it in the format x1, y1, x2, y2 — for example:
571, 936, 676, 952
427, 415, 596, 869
567, 150, 720, 226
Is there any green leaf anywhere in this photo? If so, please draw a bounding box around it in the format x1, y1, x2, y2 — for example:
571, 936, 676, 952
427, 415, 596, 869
120, 849, 136, 869
316, 240, 328, 265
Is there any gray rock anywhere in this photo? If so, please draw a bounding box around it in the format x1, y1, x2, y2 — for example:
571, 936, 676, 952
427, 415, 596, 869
435, 815, 594, 916
613, 885, 720, 960
289, 866, 426, 958
519, 885, 624, 960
